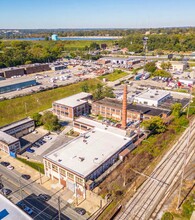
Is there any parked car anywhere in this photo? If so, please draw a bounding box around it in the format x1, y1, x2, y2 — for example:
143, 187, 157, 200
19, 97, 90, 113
7, 165, 14, 170
0, 162, 10, 167
21, 174, 31, 180
0, 183, 4, 190
1, 188, 12, 196
26, 148, 35, 153
24, 206, 33, 215
38, 194, 51, 201
74, 207, 86, 215
17, 201, 26, 209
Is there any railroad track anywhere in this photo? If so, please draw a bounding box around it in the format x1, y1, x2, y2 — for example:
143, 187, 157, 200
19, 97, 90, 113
115, 121, 195, 220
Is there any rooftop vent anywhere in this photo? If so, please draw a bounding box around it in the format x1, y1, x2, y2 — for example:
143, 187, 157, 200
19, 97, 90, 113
58, 159, 62, 162
79, 157, 85, 162
54, 153, 58, 157
150, 96, 154, 98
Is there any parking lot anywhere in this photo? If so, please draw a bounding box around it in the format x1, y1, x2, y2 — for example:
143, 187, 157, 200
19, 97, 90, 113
21, 131, 72, 162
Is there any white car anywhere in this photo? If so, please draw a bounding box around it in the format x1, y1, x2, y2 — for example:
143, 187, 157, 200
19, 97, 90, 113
7, 165, 14, 170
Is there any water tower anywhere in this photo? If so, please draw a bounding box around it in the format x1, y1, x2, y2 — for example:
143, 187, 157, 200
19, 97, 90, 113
51, 34, 59, 41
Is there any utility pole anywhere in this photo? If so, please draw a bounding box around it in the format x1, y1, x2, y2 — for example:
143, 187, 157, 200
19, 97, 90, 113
38, 167, 42, 185
58, 196, 61, 220
176, 122, 192, 210
187, 87, 192, 119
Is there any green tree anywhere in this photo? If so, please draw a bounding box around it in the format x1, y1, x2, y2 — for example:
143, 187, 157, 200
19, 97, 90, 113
103, 86, 115, 98
142, 116, 166, 134
32, 113, 43, 126
160, 62, 172, 70
152, 69, 171, 78
161, 212, 173, 220
93, 83, 103, 100
41, 111, 61, 131
81, 83, 89, 92
171, 103, 182, 118
89, 42, 100, 50
144, 62, 157, 73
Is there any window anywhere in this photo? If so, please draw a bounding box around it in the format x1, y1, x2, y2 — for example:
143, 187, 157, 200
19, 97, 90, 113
76, 177, 83, 184
52, 164, 58, 172
67, 172, 74, 179
59, 168, 66, 176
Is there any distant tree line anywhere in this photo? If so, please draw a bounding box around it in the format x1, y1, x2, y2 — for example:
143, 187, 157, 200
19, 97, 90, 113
119, 33, 195, 52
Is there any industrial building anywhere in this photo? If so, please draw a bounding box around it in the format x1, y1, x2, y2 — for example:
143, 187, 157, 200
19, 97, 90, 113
0, 63, 50, 78
0, 78, 37, 94
51, 64, 66, 71
0, 117, 35, 154
0, 131, 21, 154
53, 92, 92, 120
178, 78, 195, 86
0, 67, 25, 78
23, 63, 50, 74
92, 98, 170, 122
134, 89, 171, 107
0, 194, 32, 220
156, 61, 188, 72
98, 57, 142, 65
43, 117, 134, 198
0, 117, 35, 138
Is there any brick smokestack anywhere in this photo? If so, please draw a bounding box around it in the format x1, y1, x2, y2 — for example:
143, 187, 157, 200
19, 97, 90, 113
122, 84, 127, 129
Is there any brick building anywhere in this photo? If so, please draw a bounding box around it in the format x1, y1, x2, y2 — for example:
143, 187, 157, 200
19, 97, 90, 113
24, 63, 50, 74
0, 131, 21, 154
53, 92, 92, 120
43, 117, 134, 198
91, 98, 170, 122
0, 117, 35, 154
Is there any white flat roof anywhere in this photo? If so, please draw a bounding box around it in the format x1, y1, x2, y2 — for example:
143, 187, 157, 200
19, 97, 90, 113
54, 92, 91, 108
44, 118, 131, 178
0, 194, 32, 220
135, 89, 170, 101
0, 131, 18, 145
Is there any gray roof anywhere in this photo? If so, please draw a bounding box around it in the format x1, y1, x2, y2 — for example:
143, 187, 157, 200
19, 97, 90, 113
0, 78, 36, 88
0, 131, 18, 145
0, 118, 34, 132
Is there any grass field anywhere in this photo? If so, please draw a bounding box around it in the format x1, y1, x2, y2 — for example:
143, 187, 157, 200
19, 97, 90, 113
98, 70, 128, 81
17, 157, 44, 174
0, 78, 100, 126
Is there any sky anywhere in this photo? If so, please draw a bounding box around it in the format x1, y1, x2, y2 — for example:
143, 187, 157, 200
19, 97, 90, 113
0, 0, 195, 29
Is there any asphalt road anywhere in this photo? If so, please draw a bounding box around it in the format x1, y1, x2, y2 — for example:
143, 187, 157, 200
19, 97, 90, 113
115, 119, 195, 220
0, 165, 85, 220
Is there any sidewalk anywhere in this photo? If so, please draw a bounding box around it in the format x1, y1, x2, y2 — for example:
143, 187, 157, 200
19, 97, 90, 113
0, 151, 106, 217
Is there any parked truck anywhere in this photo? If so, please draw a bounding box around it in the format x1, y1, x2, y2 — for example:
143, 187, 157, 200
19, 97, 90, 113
134, 73, 143, 80
143, 72, 150, 80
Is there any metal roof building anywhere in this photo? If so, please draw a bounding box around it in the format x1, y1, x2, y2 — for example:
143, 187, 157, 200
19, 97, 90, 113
0, 194, 32, 220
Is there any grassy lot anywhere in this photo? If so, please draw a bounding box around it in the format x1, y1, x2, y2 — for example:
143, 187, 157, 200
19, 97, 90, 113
99, 70, 128, 82
0, 78, 100, 126
189, 62, 195, 67
17, 157, 44, 174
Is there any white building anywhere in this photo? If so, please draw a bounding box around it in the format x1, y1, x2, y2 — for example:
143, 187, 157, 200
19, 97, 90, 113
43, 117, 134, 198
0, 194, 32, 220
156, 61, 188, 72
178, 78, 195, 86
134, 89, 171, 107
